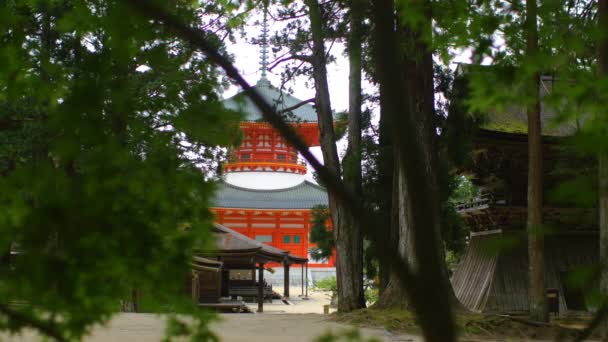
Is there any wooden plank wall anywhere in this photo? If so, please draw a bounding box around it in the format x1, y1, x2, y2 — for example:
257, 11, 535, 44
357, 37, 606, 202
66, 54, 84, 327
451, 234, 498, 311
453, 231, 598, 314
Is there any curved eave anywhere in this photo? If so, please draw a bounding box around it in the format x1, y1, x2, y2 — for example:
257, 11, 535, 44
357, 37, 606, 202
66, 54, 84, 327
212, 180, 328, 210
222, 79, 318, 123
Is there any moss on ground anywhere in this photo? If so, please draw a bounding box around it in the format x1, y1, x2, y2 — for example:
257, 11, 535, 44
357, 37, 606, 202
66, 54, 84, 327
331, 308, 421, 335
331, 308, 600, 341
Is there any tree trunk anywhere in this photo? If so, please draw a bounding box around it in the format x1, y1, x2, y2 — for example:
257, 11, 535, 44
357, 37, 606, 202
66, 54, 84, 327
374, 2, 459, 311
525, 0, 547, 323
370, 0, 456, 340
598, 0, 608, 335
343, 0, 365, 308
376, 88, 395, 296
304, 0, 364, 312
374, 152, 412, 309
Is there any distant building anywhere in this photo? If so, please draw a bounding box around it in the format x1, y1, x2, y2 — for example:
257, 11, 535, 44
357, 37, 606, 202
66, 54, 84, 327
210, 77, 336, 286
451, 66, 597, 314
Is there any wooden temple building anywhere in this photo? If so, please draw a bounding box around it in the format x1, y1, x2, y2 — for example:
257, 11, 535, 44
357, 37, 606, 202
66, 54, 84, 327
189, 224, 307, 312
450, 71, 598, 314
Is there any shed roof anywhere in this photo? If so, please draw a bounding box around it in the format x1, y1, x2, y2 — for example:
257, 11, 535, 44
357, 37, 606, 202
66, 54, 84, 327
212, 180, 328, 209
210, 223, 307, 264
212, 223, 286, 256
222, 78, 318, 123
191, 256, 222, 272
211, 223, 261, 254
455, 64, 580, 137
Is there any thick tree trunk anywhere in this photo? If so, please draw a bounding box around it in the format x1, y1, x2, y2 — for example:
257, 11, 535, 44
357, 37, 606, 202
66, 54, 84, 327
376, 90, 395, 296
344, 0, 365, 308
600, 153, 608, 334
374, 2, 459, 311
374, 152, 412, 309
304, 0, 364, 312
525, 0, 547, 323
370, 0, 456, 340
598, 0, 608, 335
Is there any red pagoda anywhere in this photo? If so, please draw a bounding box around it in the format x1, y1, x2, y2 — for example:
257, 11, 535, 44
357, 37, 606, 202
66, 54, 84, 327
211, 76, 336, 273
211, 7, 336, 285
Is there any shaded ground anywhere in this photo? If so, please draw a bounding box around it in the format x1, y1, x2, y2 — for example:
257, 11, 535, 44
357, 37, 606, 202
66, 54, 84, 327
332, 308, 604, 341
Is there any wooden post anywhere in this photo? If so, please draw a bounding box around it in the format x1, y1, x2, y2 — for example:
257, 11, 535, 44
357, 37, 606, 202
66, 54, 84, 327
600, 0, 608, 337
192, 271, 200, 303
301, 265, 304, 296
305, 262, 308, 297
283, 261, 290, 298
258, 262, 264, 313
132, 288, 139, 313
221, 269, 230, 297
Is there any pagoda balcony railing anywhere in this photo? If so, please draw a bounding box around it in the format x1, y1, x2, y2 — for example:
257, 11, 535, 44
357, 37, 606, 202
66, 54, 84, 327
223, 157, 308, 174
226, 157, 308, 167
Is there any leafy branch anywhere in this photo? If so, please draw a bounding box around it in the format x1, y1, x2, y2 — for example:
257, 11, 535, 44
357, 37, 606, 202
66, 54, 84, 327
0, 305, 66, 342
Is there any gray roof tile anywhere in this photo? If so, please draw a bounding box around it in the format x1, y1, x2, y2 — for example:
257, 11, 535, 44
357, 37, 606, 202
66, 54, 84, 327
212, 180, 328, 209
222, 78, 318, 122
456, 64, 581, 137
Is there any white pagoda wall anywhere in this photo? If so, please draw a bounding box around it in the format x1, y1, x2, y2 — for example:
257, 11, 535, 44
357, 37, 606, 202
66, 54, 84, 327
224, 171, 305, 190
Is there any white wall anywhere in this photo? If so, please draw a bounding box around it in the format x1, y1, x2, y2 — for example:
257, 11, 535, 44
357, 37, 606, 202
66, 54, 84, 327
225, 171, 306, 190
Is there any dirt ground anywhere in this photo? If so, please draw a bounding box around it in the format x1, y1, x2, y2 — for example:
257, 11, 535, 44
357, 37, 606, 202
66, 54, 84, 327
5, 313, 417, 342
2, 289, 421, 342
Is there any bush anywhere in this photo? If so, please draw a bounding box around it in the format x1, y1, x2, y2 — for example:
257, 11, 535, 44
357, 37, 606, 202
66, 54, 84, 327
313, 276, 337, 293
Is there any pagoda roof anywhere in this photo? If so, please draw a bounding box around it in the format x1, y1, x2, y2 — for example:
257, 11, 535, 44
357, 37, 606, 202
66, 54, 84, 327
223, 78, 318, 123
212, 180, 328, 209
455, 64, 581, 137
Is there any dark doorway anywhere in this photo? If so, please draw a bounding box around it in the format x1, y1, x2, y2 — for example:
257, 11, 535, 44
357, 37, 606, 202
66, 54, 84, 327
560, 271, 587, 311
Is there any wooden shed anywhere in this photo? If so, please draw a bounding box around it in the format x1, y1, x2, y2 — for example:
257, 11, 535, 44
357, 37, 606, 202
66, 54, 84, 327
450, 66, 598, 314
195, 223, 307, 312
452, 229, 597, 313
188, 256, 223, 304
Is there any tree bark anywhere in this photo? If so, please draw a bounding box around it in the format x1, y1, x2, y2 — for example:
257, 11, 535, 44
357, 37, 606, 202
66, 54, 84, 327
376, 85, 396, 296
343, 0, 365, 308
374, 1, 459, 311
374, 152, 412, 309
598, 0, 608, 335
525, 0, 547, 323
304, 0, 364, 312
370, 0, 456, 340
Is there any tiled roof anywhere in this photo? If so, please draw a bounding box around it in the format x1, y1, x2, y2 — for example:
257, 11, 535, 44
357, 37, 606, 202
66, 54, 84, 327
455, 64, 580, 137
212, 180, 328, 209
212, 223, 287, 256
210, 224, 308, 264
222, 78, 318, 122
481, 77, 578, 137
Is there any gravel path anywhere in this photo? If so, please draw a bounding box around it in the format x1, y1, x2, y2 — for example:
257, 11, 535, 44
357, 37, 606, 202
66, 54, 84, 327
4, 313, 420, 342
3, 290, 420, 341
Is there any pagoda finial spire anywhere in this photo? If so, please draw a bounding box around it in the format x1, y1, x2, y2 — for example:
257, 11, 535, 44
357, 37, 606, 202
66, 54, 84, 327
260, 1, 269, 78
